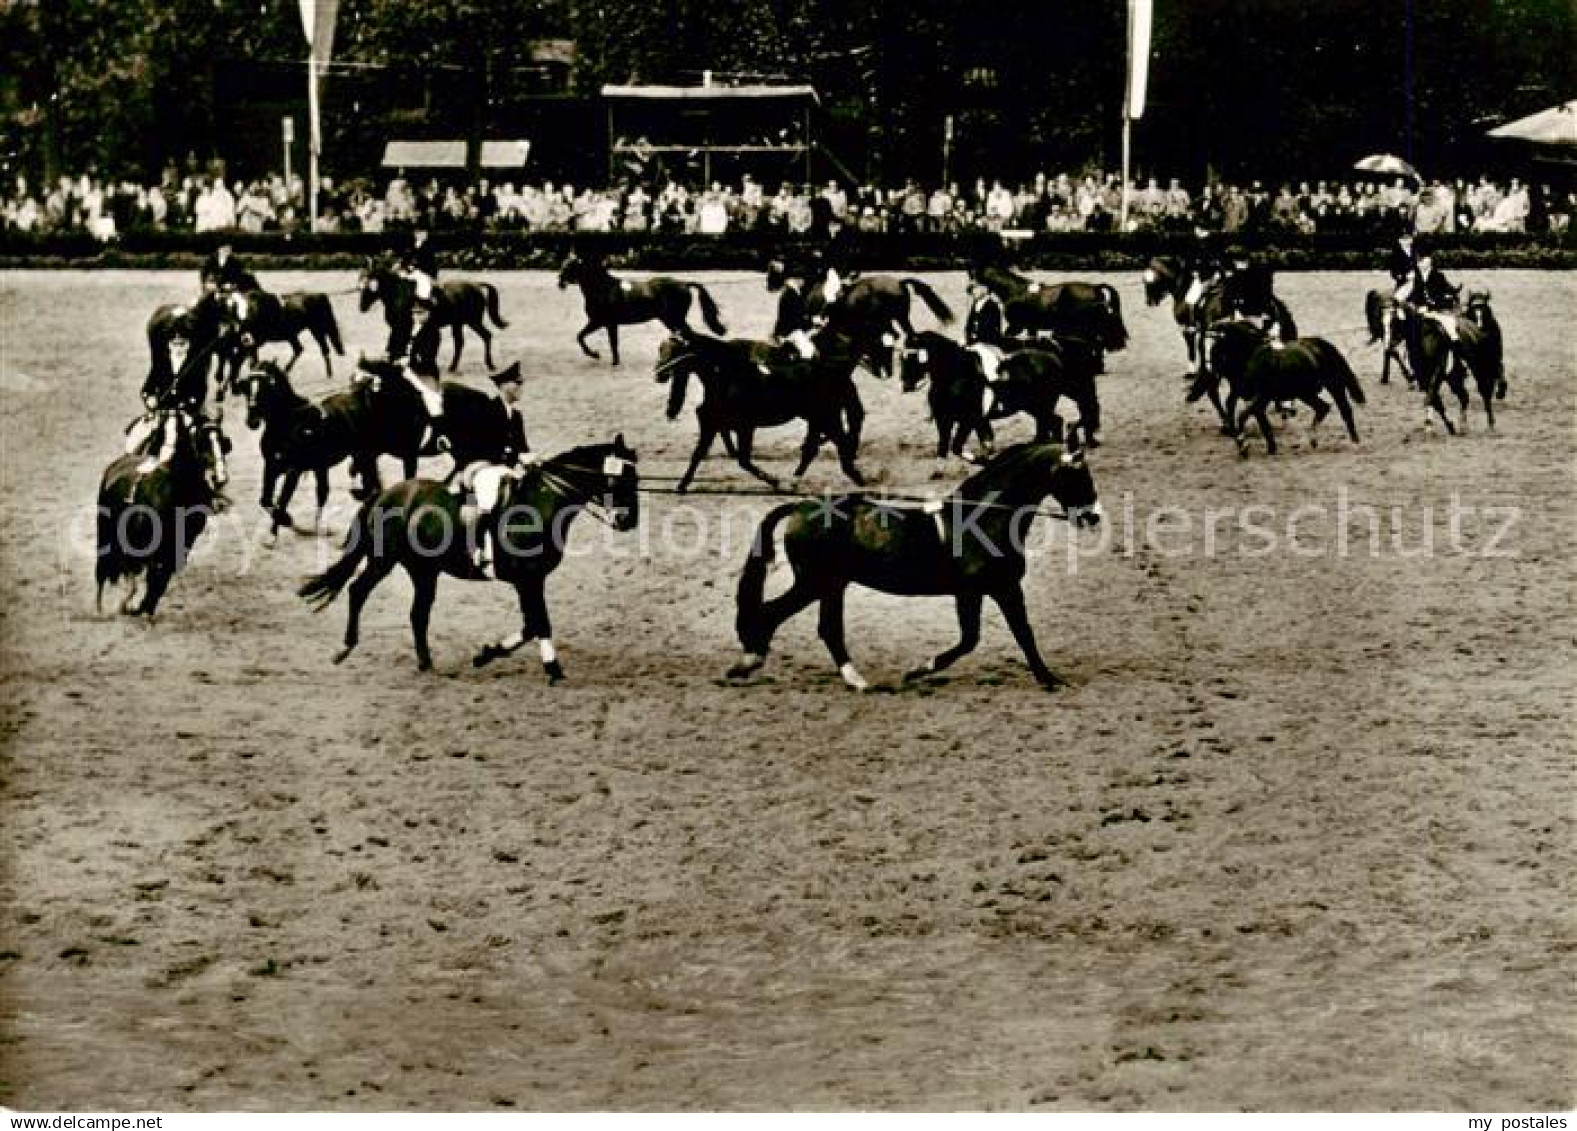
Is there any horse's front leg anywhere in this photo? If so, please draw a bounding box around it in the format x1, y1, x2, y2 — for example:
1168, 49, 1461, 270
477, 324, 495, 369
677, 420, 719, 493
408, 570, 438, 672
312, 468, 331, 534
473, 579, 539, 668
259, 456, 279, 510
607, 324, 621, 367
905, 590, 983, 682
522, 581, 563, 683
817, 585, 869, 691
271, 468, 303, 537
576, 321, 601, 360
285, 338, 304, 373
991, 583, 1062, 690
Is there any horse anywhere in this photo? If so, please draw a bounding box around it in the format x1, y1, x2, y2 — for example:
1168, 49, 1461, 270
1363, 288, 1413, 386
233, 288, 346, 376
358, 255, 509, 369
1401, 304, 1502, 435
725, 438, 1103, 692
1463, 290, 1507, 400
766, 260, 955, 377
654, 330, 867, 492
95, 409, 226, 617
971, 265, 1127, 361
558, 251, 727, 366
1147, 256, 1299, 375
1195, 321, 1366, 456
895, 331, 997, 475
985, 338, 1105, 447
299, 438, 639, 680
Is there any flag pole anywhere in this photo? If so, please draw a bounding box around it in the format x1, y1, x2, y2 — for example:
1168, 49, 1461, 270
1120, 0, 1134, 231
307, 53, 320, 230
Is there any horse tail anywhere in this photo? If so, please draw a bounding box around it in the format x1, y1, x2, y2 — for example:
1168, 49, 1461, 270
1312, 339, 1365, 405
95, 482, 129, 609
901, 279, 955, 325
688, 284, 727, 335
298, 502, 371, 611
313, 294, 345, 355
1364, 291, 1386, 344
1099, 284, 1129, 351
482, 283, 509, 329
736, 501, 801, 653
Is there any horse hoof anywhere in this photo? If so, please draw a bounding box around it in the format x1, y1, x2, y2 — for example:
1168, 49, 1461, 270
544, 661, 566, 684
417, 658, 433, 673
473, 645, 502, 668
902, 663, 934, 683
332, 647, 353, 665
727, 653, 764, 680
1037, 675, 1065, 693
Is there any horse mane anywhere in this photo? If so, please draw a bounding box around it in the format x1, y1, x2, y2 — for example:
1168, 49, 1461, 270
954, 441, 1058, 497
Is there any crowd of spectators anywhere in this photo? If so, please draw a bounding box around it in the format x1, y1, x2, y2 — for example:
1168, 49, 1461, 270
4, 160, 1570, 241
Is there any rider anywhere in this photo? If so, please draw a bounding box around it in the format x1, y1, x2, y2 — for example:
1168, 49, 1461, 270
397, 227, 440, 305
1220, 251, 1276, 325
768, 258, 819, 358
199, 242, 259, 295
964, 279, 1012, 416
1181, 227, 1226, 310
401, 299, 448, 453
457, 366, 539, 576
128, 330, 231, 493
1414, 252, 1462, 340
1386, 228, 1421, 299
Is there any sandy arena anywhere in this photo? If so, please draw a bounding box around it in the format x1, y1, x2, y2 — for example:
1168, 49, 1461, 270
0, 267, 1572, 1110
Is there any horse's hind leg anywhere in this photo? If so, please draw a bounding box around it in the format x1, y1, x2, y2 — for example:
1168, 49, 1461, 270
408, 571, 439, 671
905, 590, 982, 682
607, 325, 621, 367
1298, 393, 1330, 448
1329, 389, 1359, 444
136, 562, 174, 619
992, 583, 1062, 690
736, 430, 784, 491
575, 322, 601, 360
677, 422, 719, 493
817, 586, 868, 691
477, 323, 495, 369
335, 555, 394, 664
449, 325, 465, 372
473, 581, 539, 669
735, 574, 820, 672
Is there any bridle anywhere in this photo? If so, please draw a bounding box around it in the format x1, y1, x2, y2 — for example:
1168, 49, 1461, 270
533, 453, 637, 529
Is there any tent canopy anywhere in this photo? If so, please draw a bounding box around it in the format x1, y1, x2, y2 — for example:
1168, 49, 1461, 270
602, 83, 818, 103
381, 139, 531, 169
1487, 100, 1577, 147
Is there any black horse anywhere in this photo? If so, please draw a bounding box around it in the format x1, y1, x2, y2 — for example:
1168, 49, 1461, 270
986, 338, 1105, 447
896, 331, 997, 475
1462, 290, 1507, 401
96, 409, 226, 617
1146, 256, 1298, 375
1402, 306, 1503, 435
1194, 321, 1366, 456
725, 439, 1102, 692
1363, 287, 1414, 386
971, 265, 1128, 360
299, 438, 639, 679
358, 255, 509, 368
766, 260, 955, 376
558, 251, 727, 366
655, 330, 868, 492
233, 288, 346, 376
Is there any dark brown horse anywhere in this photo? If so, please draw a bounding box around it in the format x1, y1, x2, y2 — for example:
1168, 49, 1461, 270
1195, 321, 1366, 455
358, 256, 509, 368
233, 288, 346, 376
655, 329, 867, 492
558, 251, 726, 365
766, 260, 955, 376
96, 409, 226, 617
726, 439, 1102, 692
1147, 256, 1298, 375
972, 265, 1128, 359
300, 438, 639, 679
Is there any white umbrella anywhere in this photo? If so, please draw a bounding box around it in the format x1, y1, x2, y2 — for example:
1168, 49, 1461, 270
1487, 100, 1577, 148
1353, 153, 1421, 181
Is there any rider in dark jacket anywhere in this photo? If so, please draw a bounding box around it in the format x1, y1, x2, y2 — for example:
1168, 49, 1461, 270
200, 243, 259, 294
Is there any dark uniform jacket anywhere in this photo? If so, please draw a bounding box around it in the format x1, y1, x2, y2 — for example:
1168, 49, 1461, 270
1386, 241, 1420, 286
772, 279, 812, 339
965, 292, 1005, 347
200, 251, 259, 292
401, 239, 439, 279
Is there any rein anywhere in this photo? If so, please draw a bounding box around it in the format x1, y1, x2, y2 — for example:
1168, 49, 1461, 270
531, 455, 633, 528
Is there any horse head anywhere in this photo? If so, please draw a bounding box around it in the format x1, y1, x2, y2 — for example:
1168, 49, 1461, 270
895, 332, 940, 392
237, 360, 288, 430
548, 435, 640, 533
1047, 434, 1101, 528
1143, 258, 1178, 306
556, 253, 582, 290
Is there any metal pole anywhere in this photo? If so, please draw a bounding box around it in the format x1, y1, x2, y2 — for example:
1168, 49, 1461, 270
307, 55, 320, 229
283, 118, 293, 188
1120, 116, 1132, 230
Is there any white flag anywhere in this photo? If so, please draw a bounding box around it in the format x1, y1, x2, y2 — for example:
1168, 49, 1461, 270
1126, 0, 1153, 121
298, 0, 340, 63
